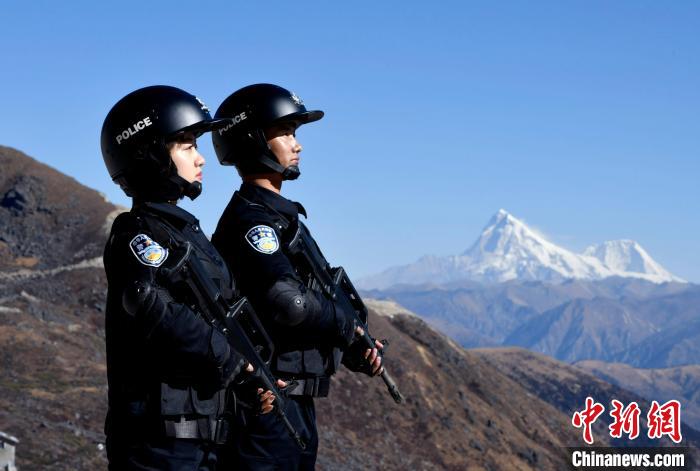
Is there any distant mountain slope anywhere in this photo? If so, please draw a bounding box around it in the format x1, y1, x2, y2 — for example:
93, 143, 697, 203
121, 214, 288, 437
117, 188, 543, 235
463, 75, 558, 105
503, 297, 658, 363
576, 361, 700, 431
358, 209, 683, 289
613, 317, 700, 369
473, 348, 700, 451
505, 285, 700, 366
365, 278, 700, 368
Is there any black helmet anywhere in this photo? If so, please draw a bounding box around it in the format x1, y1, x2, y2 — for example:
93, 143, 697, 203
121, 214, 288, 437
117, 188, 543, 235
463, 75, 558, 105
212, 83, 323, 180
101, 85, 230, 201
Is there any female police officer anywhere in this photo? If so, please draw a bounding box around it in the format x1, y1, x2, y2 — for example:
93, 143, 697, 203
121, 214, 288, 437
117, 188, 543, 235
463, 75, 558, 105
100, 85, 277, 470
210, 84, 383, 470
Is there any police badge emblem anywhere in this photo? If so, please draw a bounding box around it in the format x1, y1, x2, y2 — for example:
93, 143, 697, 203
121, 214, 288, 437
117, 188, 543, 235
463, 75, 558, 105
195, 96, 210, 112
245, 225, 279, 254
290, 92, 303, 106
129, 234, 168, 267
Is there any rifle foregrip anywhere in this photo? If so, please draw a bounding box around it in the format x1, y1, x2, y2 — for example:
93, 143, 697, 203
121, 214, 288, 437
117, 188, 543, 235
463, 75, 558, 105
361, 330, 404, 404
381, 370, 404, 404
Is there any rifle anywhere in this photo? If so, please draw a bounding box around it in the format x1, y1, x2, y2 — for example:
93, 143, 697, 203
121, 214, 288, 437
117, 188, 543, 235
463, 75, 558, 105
161, 241, 306, 449
286, 222, 405, 404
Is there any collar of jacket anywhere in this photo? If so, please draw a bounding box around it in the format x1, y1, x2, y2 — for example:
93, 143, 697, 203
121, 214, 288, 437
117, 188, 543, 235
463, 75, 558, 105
134, 201, 200, 228
239, 182, 307, 220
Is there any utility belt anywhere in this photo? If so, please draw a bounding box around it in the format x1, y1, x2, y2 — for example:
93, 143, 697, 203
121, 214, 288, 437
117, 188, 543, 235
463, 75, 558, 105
282, 376, 330, 398
163, 415, 229, 444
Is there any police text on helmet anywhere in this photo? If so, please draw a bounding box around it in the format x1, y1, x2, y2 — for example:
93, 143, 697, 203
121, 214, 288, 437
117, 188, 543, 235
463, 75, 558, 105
218, 112, 247, 135
115, 117, 153, 144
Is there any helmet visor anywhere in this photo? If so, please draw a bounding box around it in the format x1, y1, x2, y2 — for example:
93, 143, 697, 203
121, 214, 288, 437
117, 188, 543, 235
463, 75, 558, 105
180, 117, 233, 137
276, 110, 324, 126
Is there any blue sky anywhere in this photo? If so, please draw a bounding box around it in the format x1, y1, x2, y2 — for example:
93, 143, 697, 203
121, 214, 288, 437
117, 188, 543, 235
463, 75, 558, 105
1, 1, 698, 281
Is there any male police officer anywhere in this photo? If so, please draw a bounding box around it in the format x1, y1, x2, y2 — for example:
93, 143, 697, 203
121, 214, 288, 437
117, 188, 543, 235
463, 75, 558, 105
101, 86, 278, 470
211, 84, 383, 470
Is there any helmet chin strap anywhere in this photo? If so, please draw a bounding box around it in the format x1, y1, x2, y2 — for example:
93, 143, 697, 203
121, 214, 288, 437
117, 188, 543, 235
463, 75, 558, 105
145, 144, 203, 201
282, 165, 300, 181
253, 129, 301, 181
186, 180, 203, 199
258, 152, 300, 181
165, 173, 201, 201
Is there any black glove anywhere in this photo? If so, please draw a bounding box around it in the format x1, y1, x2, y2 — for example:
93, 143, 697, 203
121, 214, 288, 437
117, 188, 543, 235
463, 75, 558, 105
220, 347, 247, 388
334, 302, 359, 348
229, 371, 281, 416
342, 336, 384, 376
209, 328, 247, 388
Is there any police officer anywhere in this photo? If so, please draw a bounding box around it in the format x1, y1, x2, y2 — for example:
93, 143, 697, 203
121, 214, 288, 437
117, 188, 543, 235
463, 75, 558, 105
211, 84, 383, 470
100, 85, 278, 470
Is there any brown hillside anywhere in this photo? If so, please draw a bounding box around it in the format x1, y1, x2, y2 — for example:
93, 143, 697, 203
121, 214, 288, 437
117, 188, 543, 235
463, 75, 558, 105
472, 347, 700, 452
576, 360, 700, 431
0, 145, 121, 270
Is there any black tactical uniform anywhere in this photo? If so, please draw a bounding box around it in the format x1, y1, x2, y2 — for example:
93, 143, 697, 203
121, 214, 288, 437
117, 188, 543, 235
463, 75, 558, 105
104, 201, 244, 470
99, 86, 250, 470
212, 182, 356, 469
210, 83, 380, 469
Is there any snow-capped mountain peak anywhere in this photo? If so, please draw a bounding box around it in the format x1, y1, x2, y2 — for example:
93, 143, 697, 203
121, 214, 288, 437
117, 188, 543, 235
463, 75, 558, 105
583, 240, 683, 282
357, 210, 684, 289
464, 209, 545, 256
460, 209, 611, 283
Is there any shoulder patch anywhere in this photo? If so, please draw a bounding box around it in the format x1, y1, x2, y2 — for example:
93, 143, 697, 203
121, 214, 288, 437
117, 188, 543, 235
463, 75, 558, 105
129, 234, 169, 267
245, 225, 279, 254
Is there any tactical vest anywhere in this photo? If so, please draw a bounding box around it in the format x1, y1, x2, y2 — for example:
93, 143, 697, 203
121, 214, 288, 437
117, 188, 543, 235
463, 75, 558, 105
235, 194, 342, 390
110, 205, 233, 442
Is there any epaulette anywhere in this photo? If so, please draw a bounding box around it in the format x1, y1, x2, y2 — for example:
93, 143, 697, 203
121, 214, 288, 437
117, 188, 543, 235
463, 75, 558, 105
135, 211, 179, 250
230, 192, 304, 238
232, 192, 267, 211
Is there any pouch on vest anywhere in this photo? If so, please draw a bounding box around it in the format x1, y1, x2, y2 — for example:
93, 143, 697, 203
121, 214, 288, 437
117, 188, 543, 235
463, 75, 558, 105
160, 383, 221, 416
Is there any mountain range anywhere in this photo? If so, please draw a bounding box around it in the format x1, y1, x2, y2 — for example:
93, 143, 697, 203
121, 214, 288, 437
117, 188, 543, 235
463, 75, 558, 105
4, 145, 697, 469
358, 209, 683, 289
364, 278, 700, 366
363, 275, 700, 431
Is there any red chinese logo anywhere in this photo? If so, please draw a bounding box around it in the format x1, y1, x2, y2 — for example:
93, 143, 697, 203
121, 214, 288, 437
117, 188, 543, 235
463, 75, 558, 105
573, 397, 683, 444
647, 400, 682, 444
572, 396, 605, 444
609, 400, 640, 440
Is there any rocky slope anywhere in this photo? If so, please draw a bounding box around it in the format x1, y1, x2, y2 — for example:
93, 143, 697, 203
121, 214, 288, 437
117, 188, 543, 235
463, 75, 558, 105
473, 348, 700, 450
0, 145, 120, 271
0, 145, 117, 469
576, 361, 700, 431
0, 267, 109, 469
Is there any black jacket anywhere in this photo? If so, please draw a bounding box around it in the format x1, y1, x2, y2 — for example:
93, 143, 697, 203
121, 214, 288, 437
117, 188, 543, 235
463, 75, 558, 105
212, 183, 355, 380
104, 202, 242, 436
